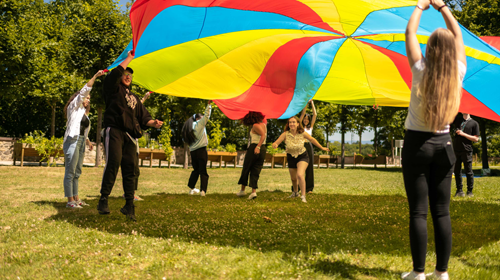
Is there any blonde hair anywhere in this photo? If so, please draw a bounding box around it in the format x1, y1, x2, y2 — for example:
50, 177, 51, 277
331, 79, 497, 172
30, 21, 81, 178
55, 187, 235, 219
418, 28, 462, 132
284, 116, 304, 134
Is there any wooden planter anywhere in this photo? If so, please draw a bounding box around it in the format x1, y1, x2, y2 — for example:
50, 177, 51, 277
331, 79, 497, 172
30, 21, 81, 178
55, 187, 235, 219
207, 151, 237, 168
313, 155, 332, 169
138, 148, 171, 168
13, 142, 63, 167
264, 153, 287, 169
361, 155, 387, 168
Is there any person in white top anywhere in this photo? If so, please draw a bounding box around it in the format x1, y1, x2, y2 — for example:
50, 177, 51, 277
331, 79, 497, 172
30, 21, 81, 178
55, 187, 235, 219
62, 70, 105, 209
401, 0, 466, 279
298, 100, 317, 193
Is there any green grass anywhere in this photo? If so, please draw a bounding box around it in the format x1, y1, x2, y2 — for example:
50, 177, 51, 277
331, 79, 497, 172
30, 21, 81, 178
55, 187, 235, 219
1, 166, 499, 279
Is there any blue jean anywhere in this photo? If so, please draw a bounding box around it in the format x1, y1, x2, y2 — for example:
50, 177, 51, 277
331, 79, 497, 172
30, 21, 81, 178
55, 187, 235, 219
63, 135, 85, 197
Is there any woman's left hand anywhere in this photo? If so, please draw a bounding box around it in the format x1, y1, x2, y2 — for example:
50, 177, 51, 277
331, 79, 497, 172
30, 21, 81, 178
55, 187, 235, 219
322, 147, 330, 152
254, 147, 260, 154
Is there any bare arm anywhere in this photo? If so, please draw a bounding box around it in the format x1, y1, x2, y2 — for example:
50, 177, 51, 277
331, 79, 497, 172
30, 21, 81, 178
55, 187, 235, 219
86, 70, 105, 87
119, 51, 134, 70
431, 0, 467, 65
272, 132, 286, 149
303, 132, 329, 151
299, 105, 307, 123
405, 0, 430, 68
141, 91, 152, 104
457, 131, 479, 142
310, 100, 317, 127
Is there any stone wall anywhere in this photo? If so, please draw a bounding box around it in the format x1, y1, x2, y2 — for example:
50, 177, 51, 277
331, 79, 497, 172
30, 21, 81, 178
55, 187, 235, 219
0, 137, 15, 162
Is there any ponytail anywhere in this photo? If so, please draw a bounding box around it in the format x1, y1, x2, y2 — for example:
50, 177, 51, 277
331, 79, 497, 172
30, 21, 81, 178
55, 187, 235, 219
181, 114, 202, 145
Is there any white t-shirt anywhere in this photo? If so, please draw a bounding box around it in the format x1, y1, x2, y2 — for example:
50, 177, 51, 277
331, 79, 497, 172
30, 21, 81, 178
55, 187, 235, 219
404, 59, 466, 133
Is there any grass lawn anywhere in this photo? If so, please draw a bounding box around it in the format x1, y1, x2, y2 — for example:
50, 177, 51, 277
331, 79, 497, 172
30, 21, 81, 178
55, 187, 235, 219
1, 166, 499, 279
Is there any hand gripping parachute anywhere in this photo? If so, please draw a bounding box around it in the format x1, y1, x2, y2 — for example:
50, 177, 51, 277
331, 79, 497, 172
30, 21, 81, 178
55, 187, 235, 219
108, 0, 500, 122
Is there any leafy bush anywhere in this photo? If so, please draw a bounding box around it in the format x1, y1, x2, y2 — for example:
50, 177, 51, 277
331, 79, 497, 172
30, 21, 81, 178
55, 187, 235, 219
20, 130, 63, 166
225, 143, 237, 153
208, 120, 225, 151
266, 143, 285, 155
138, 136, 147, 148
158, 124, 174, 160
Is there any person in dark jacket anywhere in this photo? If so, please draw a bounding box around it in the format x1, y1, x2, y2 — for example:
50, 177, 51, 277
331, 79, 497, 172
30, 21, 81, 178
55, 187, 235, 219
97, 51, 163, 221
452, 112, 479, 197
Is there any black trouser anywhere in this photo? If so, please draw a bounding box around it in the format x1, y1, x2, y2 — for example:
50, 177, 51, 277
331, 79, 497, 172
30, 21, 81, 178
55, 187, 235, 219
291, 142, 314, 192
100, 127, 137, 205
188, 147, 209, 192
402, 130, 454, 273
454, 151, 473, 192
134, 156, 140, 191
238, 144, 267, 189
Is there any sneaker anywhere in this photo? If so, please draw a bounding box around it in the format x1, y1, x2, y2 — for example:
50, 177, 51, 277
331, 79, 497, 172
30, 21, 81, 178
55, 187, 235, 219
200, 191, 206, 197
454, 191, 465, 197
134, 195, 144, 201
189, 188, 200, 195
288, 192, 299, 198
97, 197, 110, 215
401, 271, 425, 280
248, 192, 257, 200
466, 191, 474, 197
301, 195, 307, 203
426, 271, 449, 280
76, 200, 89, 206
120, 204, 136, 221
66, 201, 82, 208
236, 190, 246, 197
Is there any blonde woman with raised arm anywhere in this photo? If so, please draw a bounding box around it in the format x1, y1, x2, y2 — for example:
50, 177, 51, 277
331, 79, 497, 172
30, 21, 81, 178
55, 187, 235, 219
272, 116, 329, 203
401, 0, 466, 279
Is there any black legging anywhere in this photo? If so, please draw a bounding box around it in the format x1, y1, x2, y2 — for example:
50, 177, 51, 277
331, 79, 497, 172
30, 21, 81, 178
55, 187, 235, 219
402, 130, 455, 273
188, 146, 209, 192
238, 144, 267, 189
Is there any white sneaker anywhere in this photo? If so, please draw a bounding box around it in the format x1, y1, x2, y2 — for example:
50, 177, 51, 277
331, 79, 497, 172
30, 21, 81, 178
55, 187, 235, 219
66, 201, 82, 208
189, 188, 200, 195
76, 200, 89, 206
248, 192, 257, 200
426, 271, 449, 280
200, 191, 206, 197
401, 271, 425, 280
301, 195, 307, 203
236, 190, 246, 197
288, 192, 299, 198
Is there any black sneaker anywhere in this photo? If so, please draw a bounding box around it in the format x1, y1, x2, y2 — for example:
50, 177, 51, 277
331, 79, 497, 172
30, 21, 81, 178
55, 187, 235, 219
454, 191, 465, 197
467, 191, 474, 197
120, 204, 136, 221
97, 197, 110, 214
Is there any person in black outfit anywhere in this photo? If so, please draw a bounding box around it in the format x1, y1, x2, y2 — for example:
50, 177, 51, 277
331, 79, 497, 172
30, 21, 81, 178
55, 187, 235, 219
97, 51, 163, 221
236, 112, 267, 200
453, 112, 479, 197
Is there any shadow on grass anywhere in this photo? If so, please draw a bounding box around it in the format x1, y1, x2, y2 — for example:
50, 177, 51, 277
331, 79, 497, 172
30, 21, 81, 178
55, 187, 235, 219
36, 192, 500, 275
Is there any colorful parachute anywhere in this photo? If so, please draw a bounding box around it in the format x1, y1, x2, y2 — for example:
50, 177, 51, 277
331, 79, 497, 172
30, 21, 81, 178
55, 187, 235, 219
109, 0, 500, 122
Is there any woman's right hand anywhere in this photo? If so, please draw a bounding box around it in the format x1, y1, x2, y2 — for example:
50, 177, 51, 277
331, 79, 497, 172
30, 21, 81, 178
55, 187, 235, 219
94, 70, 105, 77
272, 142, 278, 149
430, 0, 445, 10
417, 0, 431, 9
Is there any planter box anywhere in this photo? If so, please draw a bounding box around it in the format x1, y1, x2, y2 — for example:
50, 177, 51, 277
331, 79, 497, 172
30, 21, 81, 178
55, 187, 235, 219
13, 142, 63, 167
361, 155, 387, 168
264, 153, 287, 169
314, 155, 332, 169
139, 148, 171, 168
207, 151, 237, 168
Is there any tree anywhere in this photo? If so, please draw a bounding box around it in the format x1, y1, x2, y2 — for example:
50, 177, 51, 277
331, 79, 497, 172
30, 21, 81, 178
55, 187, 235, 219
350, 106, 371, 154
315, 102, 340, 145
